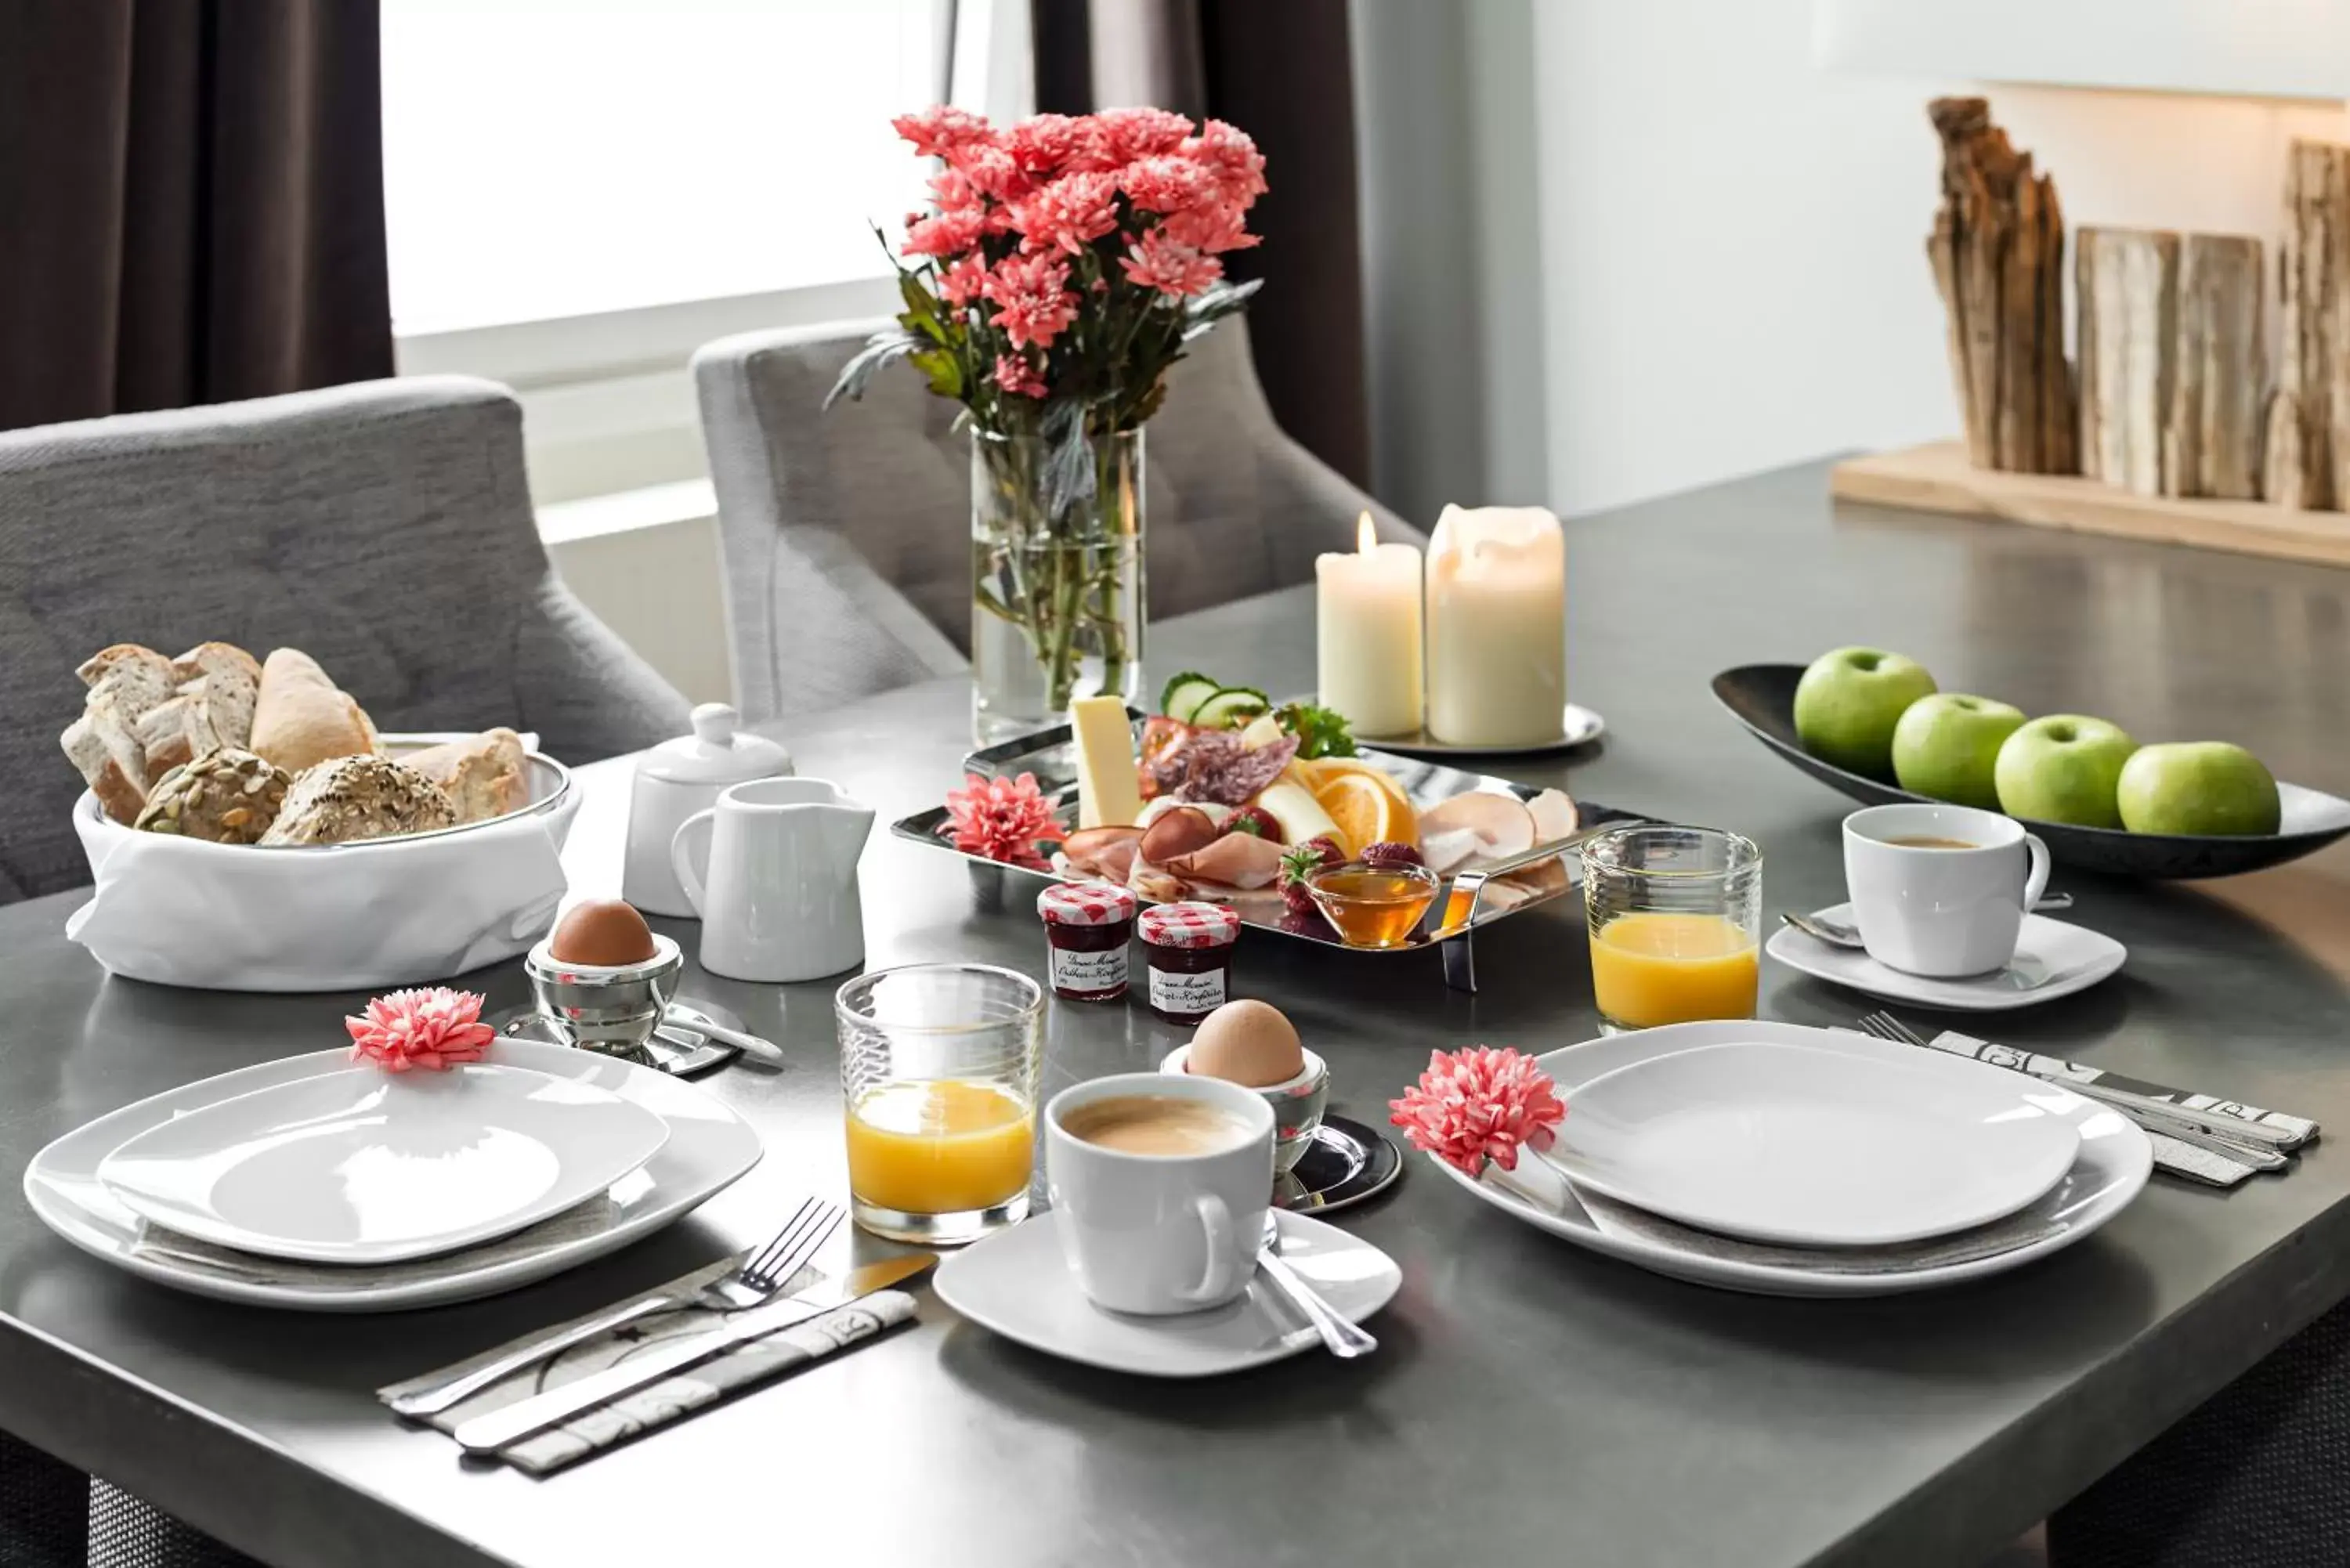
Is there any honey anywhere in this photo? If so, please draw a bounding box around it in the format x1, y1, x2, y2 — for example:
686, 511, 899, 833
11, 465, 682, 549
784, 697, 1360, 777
1307, 865, 1440, 948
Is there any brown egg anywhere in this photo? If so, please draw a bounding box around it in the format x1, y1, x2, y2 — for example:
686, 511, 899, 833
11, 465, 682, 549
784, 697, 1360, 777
1188, 999, 1305, 1087
548, 898, 658, 966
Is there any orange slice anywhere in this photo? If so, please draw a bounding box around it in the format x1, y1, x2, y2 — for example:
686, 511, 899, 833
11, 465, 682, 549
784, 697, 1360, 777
1312, 771, 1415, 856
1302, 757, 1413, 814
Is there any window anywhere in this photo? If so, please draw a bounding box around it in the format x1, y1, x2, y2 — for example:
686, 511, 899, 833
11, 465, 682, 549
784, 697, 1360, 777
380, 0, 947, 336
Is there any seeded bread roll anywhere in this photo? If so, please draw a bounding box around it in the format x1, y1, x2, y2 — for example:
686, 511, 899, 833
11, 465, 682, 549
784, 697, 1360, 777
258, 756, 457, 847
135, 749, 291, 844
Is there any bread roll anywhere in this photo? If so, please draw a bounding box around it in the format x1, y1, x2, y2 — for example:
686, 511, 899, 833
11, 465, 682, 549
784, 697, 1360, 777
250, 649, 378, 777
400, 728, 529, 822
135, 749, 291, 844
259, 756, 456, 846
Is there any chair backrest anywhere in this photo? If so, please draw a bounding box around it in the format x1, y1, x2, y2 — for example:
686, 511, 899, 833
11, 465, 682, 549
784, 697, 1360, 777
0, 376, 689, 901
694, 316, 1403, 724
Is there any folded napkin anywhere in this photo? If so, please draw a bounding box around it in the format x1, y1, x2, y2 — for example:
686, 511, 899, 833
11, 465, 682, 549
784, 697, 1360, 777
379, 1250, 916, 1475
1925, 1028, 2318, 1189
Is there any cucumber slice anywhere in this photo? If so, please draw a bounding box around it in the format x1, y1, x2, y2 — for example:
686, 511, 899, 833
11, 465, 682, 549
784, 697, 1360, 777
1193, 686, 1271, 728
1159, 672, 1221, 722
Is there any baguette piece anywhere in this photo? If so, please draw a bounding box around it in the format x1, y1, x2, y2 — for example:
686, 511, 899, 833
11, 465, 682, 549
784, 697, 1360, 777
258, 756, 456, 847
400, 728, 530, 823
249, 649, 378, 777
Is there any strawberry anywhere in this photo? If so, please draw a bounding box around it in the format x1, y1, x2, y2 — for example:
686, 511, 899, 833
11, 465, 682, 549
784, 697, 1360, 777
1361, 840, 1423, 870
1277, 836, 1346, 916
1277, 906, 1339, 941
1225, 804, 1282, 841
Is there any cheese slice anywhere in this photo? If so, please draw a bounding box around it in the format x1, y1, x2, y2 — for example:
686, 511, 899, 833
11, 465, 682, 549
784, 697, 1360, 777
1071, 695, 1144, 829
1254, 779, 1342, 849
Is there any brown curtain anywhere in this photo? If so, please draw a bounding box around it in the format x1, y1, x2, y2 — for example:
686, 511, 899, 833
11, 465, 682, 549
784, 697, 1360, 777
0, 0, 392, 433
1032, 0, 1372, 489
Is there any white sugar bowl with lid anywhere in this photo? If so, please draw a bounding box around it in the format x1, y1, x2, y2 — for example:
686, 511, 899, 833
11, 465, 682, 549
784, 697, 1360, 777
624, 703, 794, 916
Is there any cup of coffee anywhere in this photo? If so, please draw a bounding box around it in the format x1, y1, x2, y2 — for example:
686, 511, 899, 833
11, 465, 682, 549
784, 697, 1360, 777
1045, 1072, 1274, 1316
1842, 804, 2052, 977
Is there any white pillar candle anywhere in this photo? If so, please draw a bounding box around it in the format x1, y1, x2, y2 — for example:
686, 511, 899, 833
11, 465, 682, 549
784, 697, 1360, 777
1425, 504, 1567, 747
1314, 513, 1425, 739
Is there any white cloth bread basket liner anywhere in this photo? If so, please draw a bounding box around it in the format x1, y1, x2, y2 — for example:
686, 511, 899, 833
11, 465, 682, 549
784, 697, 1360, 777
65, 735, 578, 992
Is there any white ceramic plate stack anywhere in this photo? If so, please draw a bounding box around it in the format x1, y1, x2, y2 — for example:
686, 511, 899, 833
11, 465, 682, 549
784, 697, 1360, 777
1430, 1020, 2153, 1297
24, 1040, 763, 1311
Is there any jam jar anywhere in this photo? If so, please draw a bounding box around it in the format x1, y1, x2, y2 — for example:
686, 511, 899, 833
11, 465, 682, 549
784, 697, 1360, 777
1036, 882, 1139, 1001
1136, 901, 1241, 1024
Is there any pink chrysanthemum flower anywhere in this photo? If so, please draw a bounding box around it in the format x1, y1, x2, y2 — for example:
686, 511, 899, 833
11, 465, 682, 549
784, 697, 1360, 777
982, 252, 1077, 350
1162, 199, 1260, 255
1006, 112, 1086, 175
346, 987, 496, 1074
1119, 229, 1222, 297
993, 352, 1048, 399
1096, 106, 1195, 163
903, 206, 985, 258
1015, 171, 1122, 256
892, 104, 996, 160
1186, 118, 1269, 204
942, 771, 1068, 870
1121, 154, 1217, 217
1390, 1046, 1567, 1176
957, 144, 1031, 205
938, 253, 990, 308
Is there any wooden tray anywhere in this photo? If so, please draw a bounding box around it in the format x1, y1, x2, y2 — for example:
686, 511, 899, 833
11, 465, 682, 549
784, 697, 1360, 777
1830, 442, 2350, 569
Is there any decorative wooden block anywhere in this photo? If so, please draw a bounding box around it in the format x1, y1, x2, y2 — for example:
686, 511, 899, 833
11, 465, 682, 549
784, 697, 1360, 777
2265, 140, 2350, 512
1829, 442, 2350, 569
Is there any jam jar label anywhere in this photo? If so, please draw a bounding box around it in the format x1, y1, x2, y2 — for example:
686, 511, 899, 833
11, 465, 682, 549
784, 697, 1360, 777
1148, 963, 1226, 1017
1050, 945, 1128, 994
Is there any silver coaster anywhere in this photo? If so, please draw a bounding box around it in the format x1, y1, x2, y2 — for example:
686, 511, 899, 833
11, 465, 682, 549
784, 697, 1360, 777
490, 999, 749, 1078
1275, 1115, 1404, 1213
1282, 695, 1606, 758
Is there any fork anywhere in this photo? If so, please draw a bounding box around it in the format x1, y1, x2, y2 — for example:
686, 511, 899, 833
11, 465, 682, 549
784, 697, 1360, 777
1855, 1012, 2291, 1168
387, 1196, 843, 1418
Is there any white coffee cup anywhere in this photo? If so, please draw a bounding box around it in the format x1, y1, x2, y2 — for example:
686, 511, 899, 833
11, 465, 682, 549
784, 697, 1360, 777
1843, 804, 2052, 977
1045, 1072, 1274, 1317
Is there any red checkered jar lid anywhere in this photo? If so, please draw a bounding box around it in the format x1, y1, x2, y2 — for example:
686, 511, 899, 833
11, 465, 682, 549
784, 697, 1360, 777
1037, 881, 1138, 927
1137, 901, 1242, 949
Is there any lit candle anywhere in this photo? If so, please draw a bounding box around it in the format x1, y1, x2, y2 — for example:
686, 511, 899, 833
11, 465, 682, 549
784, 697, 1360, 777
1315, 513, 1425, 739
1425, 504, 1566, 747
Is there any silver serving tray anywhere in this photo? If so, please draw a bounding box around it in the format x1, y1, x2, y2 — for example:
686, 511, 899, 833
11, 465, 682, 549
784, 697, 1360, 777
890, 710, 1645, 985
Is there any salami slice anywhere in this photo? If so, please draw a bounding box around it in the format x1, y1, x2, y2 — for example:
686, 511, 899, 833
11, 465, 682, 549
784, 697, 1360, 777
1170, 729, 1299, 805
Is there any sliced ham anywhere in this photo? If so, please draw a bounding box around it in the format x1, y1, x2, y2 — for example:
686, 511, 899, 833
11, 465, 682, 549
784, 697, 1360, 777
1162, 829, 1285, 889
1061, 825, 1143, 884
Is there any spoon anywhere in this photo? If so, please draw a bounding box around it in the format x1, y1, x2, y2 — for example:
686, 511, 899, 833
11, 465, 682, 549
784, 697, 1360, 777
1256, 1212, 1375, 1358
1781, 894, 2073, 950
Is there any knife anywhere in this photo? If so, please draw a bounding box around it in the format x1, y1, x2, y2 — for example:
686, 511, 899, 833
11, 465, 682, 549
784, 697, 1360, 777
454, 1254, 935, 1454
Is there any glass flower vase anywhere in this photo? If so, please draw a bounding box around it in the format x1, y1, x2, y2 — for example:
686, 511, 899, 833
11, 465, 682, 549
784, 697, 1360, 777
970, 426, 1146, 743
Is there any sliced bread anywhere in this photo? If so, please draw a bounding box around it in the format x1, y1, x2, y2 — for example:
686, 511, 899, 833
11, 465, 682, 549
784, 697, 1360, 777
258, 756, 457, 847
76, 644, 179, 714
60, 693, 154, 823
136, 642, 263, 775
400, 728, 530, 823
250, 649, 378, 777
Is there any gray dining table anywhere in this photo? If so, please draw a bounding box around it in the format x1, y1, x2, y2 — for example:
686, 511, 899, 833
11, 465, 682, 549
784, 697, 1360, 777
4, 459, 2348, 1568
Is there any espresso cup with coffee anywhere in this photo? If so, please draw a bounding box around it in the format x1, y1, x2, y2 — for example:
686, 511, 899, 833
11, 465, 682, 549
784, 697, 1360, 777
1045, 1071, 1274, 1316
1842, 804, 2052, 977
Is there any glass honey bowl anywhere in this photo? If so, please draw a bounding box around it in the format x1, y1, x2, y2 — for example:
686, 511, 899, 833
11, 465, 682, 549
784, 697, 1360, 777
1305, 862, 1441, 948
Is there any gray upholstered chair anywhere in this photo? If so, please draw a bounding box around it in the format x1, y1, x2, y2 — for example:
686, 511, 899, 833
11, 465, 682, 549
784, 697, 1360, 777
0, 376, 691, 904
692, 316, 1419, 725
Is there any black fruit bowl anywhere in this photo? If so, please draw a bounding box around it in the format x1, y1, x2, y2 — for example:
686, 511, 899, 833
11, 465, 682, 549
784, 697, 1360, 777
1712, 664, 2350, 879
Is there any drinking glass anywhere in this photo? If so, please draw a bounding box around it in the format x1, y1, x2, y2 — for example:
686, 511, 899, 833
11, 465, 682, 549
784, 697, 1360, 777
837, 963, 1045, 1245
1581, 826, 1763, 1033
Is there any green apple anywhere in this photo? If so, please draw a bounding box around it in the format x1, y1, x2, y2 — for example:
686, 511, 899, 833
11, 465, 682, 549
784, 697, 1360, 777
2117, 742, 2282, 836
1891, 694, 2028, 809
1994, 715, 2138, 827
1792, 648, 1939, 779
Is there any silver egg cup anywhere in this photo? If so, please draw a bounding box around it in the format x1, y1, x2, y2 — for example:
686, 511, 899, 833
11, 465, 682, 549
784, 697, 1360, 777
1160, 1043, 1331, 1172
522, 933, 685, 1064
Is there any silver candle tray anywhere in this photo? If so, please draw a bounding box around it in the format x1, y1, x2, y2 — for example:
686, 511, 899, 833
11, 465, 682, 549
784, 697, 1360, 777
888, 710, 1647, 992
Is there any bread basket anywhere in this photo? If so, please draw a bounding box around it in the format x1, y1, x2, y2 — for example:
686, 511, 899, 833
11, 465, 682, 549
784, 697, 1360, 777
65, 735, 580, 992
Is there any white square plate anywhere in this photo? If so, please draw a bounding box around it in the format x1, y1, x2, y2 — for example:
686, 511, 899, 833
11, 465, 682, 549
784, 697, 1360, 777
96, 1063, 671, 1266
25, 1039, 761, 1312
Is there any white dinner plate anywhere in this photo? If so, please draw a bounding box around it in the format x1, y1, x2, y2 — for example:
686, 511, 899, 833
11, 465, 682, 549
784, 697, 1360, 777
934, 1209, 1401, 1377
1547, 1041, 2081, 1247
1426, 1020, 2153, 1297
25, 1039, 761, 1311
1766, 905, 2127, 1011
96, 1063, 671, 1265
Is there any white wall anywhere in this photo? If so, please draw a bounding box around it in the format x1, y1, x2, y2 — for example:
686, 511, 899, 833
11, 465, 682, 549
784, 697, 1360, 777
1359, 0, 2350, 520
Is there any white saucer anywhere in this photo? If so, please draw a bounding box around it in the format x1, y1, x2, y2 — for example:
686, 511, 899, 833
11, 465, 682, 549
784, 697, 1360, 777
1547, 1041, 2079, 1247
1767, 904, 2126, 1011
934, 1208, 1401, 1377
97, 1062, 670, 1265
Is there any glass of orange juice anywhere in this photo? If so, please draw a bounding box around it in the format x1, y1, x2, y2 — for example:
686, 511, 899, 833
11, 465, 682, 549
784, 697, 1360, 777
837, 963, 1044, 1245
1581, 826, 1762, 1033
